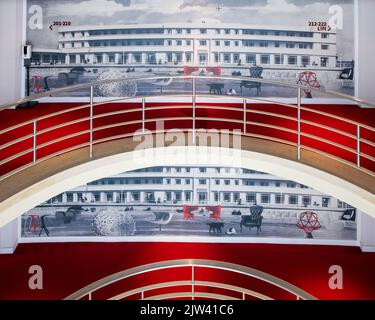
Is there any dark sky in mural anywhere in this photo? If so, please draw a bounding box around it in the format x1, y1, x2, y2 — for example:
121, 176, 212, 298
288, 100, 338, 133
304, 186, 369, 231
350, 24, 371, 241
27, 0, 354, 59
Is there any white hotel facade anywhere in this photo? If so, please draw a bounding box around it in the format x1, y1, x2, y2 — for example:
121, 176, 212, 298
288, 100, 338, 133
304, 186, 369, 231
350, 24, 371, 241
33, 23, 337, 69
49, 166, 351, 211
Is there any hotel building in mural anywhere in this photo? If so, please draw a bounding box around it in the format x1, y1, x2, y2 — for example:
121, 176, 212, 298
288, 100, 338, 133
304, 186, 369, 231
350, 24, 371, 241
44, 166, 354, 216
31, 23, 338, 69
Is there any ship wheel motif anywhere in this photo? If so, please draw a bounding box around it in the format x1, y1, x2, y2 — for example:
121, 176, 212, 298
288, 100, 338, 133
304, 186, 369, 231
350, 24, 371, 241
297, 71, 320, 98
297, 211, 321, 238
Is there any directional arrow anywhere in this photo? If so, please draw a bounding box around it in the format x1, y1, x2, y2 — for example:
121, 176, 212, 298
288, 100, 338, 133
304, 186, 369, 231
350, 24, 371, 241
49, 24, 53, 31
327, 25, 331, 31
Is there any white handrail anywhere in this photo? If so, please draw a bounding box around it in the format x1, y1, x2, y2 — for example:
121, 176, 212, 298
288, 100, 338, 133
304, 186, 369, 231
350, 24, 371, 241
0, 76, 374, 185
0, 75, 374, 110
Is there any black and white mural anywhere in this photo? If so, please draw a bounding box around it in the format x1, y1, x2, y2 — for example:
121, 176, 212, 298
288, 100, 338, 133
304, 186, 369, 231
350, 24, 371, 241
21, 166, 357, 241
25, 0, 355, 97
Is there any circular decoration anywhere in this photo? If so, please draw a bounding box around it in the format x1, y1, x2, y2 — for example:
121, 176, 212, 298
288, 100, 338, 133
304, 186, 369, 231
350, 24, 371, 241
92, 208, 136, 236
297, 211, 321, 238
95, 70, 137, 97
297, 71, 320, 97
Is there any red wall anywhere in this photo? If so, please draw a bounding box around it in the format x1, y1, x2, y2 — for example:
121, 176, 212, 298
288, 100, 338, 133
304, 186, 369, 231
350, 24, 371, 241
0, 242, 374, 300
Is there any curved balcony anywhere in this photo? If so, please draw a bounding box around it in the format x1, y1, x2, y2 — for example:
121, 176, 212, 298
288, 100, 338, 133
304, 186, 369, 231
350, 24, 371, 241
64, 259, 317, 300
0, 75, 374, 226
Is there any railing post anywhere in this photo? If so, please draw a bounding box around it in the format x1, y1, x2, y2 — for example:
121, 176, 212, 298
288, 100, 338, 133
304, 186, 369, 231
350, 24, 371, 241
243, 99, 247, 134
242, 292, 245, 300
357, 124, 361, 168
88, 292, 92, 300
192, 264, 195, 301
297, 87, 301, 161
192, 77, 196, 144
33, 120, 37, 163
141, 291, 144, 300
89, 85, 93, 159
142, 97, 146, 133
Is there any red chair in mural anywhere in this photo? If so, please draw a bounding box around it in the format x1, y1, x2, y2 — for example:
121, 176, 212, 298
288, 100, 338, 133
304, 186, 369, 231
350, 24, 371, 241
183, 66, 200, 76
206, 205, 221, 220
182, 205, 198, 220
32, 76, 44, 94
297, 211, 321, 238
28, 214, 40, 232
205, 66, 222, 77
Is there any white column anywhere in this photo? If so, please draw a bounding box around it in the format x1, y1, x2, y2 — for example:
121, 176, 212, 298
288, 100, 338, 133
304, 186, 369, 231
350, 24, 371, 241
270, 54, 275, 65
142, 53, 147, 64
270, 193, 276, 205
359, 211, 375, 252
255, 54, 261, 65
0, 0, 23, 253
100, 192, 106, 202
297, 55, 302, 67
256, 193, 261, 205
65, 54, 70, 65
297, 195, 303, 207
88, 192, 94, 202
355, 0, 375, 105
284, 194, 289, 205
140, 191, 145, 203
283, 55, 289, 66
220, 192, 224, 203
0, 220, 19, 254
0, 0, 24, 104
115, 53, 121, 64
88, 54, 95, 64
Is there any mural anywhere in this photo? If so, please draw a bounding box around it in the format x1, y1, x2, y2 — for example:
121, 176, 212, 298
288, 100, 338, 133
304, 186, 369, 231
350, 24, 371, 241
21, 166, 357, 241
25, 0, 355, 98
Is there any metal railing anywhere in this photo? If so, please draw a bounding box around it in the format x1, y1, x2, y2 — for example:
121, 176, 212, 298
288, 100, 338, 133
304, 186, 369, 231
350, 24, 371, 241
64, 259, 317, 300
0, 75, 375, 184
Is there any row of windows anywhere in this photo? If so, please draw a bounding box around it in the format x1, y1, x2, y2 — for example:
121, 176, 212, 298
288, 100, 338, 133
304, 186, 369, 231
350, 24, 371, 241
166, 29, 317, 37
63, 29, 165, 37
129, 167, 266, 174
89, 29, 164, 36
62, 51, 329, 68
35, 52, 329, 67
63, 29, 328, 38
217, 53, 315, 66
51, 191, 337, 208
65, 40, 327, 50
89, 178, 164, 185
90, 40, 164, 47
88, 177, 309, 188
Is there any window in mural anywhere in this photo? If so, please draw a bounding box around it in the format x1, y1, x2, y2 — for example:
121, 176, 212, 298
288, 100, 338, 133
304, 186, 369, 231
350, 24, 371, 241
26, 0, 355, 97
21, 166, 357, 241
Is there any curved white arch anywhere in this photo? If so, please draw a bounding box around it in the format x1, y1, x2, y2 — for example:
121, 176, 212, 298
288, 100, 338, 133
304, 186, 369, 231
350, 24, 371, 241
0, 146, 374, 228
